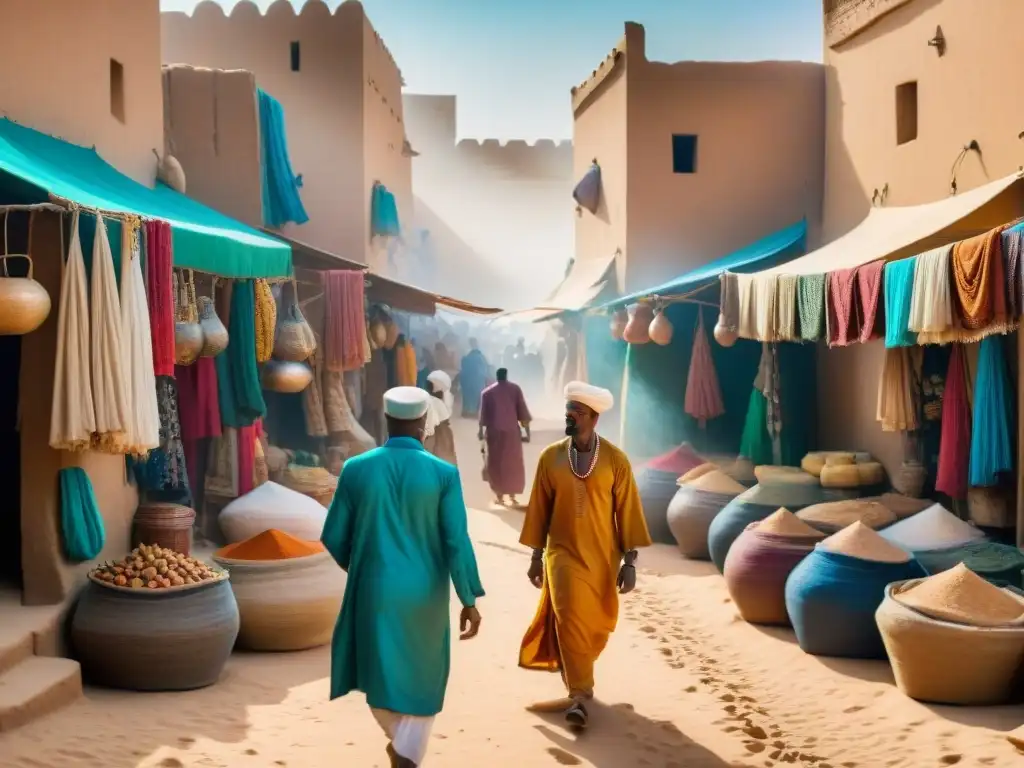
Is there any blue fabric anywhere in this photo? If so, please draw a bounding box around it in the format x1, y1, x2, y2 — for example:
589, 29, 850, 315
883, 257, 917, 348
784, 549, 925, 658
371, 183, 401, 237
322, 437, 484, 716
59, 467, 105, 562
599, 220, 807, 310
969, 335, 1014, 487
459, 349, 488, 416
258, 89, 309, 229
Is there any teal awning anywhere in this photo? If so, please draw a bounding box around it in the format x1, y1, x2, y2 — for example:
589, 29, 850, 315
0, 118, 291, 278
600, 220, 807, 309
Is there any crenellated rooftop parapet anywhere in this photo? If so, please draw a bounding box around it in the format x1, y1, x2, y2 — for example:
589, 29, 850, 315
451, 138, 573, 180
823, 0, 916, 47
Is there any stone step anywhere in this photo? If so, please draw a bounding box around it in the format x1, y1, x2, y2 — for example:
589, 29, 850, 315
0, 627, 33, 677
0, 657, 82, 733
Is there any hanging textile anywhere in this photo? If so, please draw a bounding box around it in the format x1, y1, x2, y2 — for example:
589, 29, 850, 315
876, 347, 917, 432
855, 260, 885, 343
370, 183, 401, 237
935, 344, 971, 500
253, 278, 276, 363
739, 388, 773, 465
753, 275, 779, 342
216, 280, 267, 428
394, 336, 418, 387
205, 428, 239, 498
138, 376, 191, 501
258, 88, 310, 228
1002, 224, 1024, 317
883, 257, 917, 348
908, 245, 953, 340
323, 270, 368, 372
917, 345, 951, 491
59, 466, 105, 562
774, 276, 798, 341
572, 162, 602, 214
90, 216, 130, 452
303, 347, 329, 437
683, 312, 725, 427
50, 211, 96, 451
145, 220, 175, 377
718, 272, 740, 337
797, 274, 826, 342
826, 267, 858, 347
237, 419, 260, 497
736, 274, 758, 340
119, 218, 160, 456
761, 343, 782, 439
950, 226, 1013, 335
969, 335, 1014, 487
176, 357, 222, 441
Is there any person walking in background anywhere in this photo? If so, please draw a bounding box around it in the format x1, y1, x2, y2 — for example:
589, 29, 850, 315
478, 367, 531, 506
321, 386, 484, 767
518, 382, 651, 730
424, 370, 458, 466
459, 338, 488, 418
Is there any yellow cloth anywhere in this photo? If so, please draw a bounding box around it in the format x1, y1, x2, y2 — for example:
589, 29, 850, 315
518, 438, 652, 696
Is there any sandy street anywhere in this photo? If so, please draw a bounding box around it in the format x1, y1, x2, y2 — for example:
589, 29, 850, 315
4, 416, 1024, 767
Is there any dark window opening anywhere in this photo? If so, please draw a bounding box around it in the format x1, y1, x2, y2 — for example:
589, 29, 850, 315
110, 58, 125, 123
290, 41, 301, 72
671, 134, 697, 174
896, 81, 918, 145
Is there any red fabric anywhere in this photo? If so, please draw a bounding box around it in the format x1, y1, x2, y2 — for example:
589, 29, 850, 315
176, 357, 222, 441
826, 268, 858, 347
645, 444, 704, 475
684, 313, 725, 426
935, 344, 971, 500
323, 270, 367, 372
236, 418, 261, 497
855, 260, 885, 343
145, 220, 175, 377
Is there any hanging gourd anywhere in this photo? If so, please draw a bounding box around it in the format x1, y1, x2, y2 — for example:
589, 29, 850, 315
649, 305, 674, 345
273, 279, 317, 362
623, 303, 654, 344
261, 359, 314, 393
173, 270, 203, 365
609, 308, 627, 340
0, 212, 51, 335
198, 282, 229, 358
713, 313, 738, 348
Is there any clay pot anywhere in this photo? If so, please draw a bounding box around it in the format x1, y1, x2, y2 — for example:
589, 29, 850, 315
713, 314, 738, 347
623, 304, 654, 344
198, 296, 229, 358
261, 359, 313, 393
175, 321, 204, 365
610, 309, 627, 340
0, 255, 51, 335
649, 309, 674, 345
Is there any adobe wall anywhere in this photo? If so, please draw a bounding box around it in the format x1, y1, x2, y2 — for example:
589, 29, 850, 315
162, 65, 263, 229
161, 0, 401, 265
621, 22, 824, 293
0, 0, 163, 184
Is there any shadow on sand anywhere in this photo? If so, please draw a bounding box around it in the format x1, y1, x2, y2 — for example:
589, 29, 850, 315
531, 701, 736, 767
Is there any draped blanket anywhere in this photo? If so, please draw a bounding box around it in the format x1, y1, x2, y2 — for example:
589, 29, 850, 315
951, 227, 1010, 333
969, 335, 1014, 487
909, 245, 953, 340
876, 347, 918, 433
217, 280, 267, 428
1002, 224, 1024, 317
935, 344, 971, 500
797, 274, 826, 341
774, 275, 798, 341
883, 257, 917, 348
855, 260, 885, 343
323, 270, 368, 372
826, 268, 858, 347
145, 220, 175, 377
90, 216, 130, 452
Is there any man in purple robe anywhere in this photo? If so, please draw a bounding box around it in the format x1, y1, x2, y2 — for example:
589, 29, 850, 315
478, 368, 532, 506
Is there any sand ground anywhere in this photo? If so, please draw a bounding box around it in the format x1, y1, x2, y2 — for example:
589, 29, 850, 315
4, 416, 1024, 767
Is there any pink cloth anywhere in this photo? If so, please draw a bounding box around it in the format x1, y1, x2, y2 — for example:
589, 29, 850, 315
826, 268, 858, 347
856, 260, 885, 343
480, 381, 531, 495
684, 313, 725, 427
236, 418, 263, 497
145, 220, 175, 377
323, 270, 367, 372
176, 357, 222, 442
936, 344, 971, 500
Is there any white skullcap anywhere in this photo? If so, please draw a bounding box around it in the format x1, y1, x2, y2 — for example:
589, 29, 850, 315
564, 381, 614, 414
426, 370, 452, 392
383, 386, 430, 420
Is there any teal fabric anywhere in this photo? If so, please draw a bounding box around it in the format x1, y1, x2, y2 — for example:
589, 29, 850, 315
371, 183, 401, 237
583, 313, 627, 443
0, 117, 291, 278
258, 89, 309, 228
59, 467, 105, 562
739, 389, 773, 464
969, 335, 1014, 486
216, 281, 267, 427
323, 437, 485, 716
883, 257, 918, 348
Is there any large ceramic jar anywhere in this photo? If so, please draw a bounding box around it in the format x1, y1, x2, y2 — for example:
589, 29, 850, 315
212, 551, 346, 652
71, 576, 239, 691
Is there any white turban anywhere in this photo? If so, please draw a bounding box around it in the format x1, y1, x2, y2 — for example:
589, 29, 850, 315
426, 370, 451, 392
564, 381, 614, 414
383, 386, 430, 420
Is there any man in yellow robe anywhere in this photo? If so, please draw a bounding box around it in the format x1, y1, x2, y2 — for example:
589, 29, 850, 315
518, 381, 651, 729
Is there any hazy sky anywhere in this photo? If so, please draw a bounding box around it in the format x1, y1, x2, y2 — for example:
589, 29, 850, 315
160, 0, 823, 141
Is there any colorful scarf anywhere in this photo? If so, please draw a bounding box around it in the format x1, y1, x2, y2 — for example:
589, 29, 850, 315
908, 245, 953, 341
826, 268, 858, 347
796, 274, 826, 341
855, 260, 885, 343
950, 225, 1012, 334
145, 221, 175, 377
876, 347, 917, 432
216, 280, 266, 428
969, 335, 1014, 487
935, 344, 971, 500
883, 257, 917, 348
323, 270, 368, 372
1002, 224, 1024, 318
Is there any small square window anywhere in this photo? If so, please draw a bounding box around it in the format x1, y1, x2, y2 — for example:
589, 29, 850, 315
671, 134, 697, 174
110, 59, 125, 123
290, 41, 301, 72
896, 81, 918, 145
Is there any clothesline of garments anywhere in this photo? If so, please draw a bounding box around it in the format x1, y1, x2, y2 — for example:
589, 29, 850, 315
719, 218, 1024, 349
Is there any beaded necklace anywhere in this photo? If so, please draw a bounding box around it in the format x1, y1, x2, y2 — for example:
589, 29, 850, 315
568, 434, 600, 480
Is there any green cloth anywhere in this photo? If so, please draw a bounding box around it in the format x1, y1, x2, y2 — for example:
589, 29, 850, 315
59, 467, 105, 562
217, 281, 267, 427
323, 437, 484, 716
0, 118, 291, 278
739, 388, 773, 465
797, 274, 826, 341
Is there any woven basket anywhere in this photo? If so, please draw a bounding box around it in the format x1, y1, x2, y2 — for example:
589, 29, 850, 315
132, 502, 196, 556
876, 579, 1024, 705
968, 486, 1013, 528
280, 466, 338, 507
212, 551, 346, 652
892, 461, 927, 498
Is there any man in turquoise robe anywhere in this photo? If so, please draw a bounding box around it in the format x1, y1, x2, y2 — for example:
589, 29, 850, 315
322, 385, 484, 768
